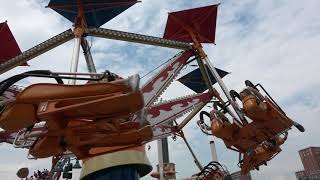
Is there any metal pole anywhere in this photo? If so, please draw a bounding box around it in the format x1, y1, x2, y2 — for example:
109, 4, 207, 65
157, 139, 164, 180
178, 103, 206, 131
88, 28, 191, 50
181, 134, 203, 171
52, 72, 102, 76
196, 58, 214, 93
209, 140, 218, 162
161, 138, 170, 163
194, 54, 242, 123
204, 57, 245, 122
81, 38, 97, 74
159, 128, 170, 180
69, 37, 81, 85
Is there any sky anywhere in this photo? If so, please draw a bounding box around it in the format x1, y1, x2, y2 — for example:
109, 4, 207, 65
0, 0, 320, 180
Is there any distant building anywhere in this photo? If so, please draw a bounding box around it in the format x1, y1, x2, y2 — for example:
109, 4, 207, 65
230, 171, 252, 180
296, 147, 320, 180
295, 170, 308, 180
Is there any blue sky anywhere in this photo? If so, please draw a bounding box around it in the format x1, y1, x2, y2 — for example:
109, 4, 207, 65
1, 0, 320, 180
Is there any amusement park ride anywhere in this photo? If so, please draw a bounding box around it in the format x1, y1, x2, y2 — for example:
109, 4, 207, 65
0, 1, 305, 180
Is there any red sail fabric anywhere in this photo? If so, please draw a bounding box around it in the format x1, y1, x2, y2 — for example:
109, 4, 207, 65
0, 21, 27, 66
163, 5, 218, 43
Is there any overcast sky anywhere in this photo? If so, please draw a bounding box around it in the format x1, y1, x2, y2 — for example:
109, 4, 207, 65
0, 0, 320, 180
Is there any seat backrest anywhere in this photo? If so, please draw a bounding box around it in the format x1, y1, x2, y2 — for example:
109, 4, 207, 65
0, 103, 37, 131
16, 83, 130, 103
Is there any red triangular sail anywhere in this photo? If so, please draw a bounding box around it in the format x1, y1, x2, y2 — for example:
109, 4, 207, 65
0, 21, 27, 66
163, 5, 218, 43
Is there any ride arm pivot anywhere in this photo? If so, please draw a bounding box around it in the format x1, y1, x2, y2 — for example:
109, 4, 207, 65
150, 92, 213, 140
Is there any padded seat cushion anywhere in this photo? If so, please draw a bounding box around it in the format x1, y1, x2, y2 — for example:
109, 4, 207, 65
16, 83, 130, 103
0, 104, 37, 131
29, 136, 64, 158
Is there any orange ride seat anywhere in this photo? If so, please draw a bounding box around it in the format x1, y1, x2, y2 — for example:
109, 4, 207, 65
211, 116, 267, 152
211, 87, 294, 153
241, 87, 293, 134
240, 134, 287, 175
29, 120, 153, 159
0, 78, 142, 131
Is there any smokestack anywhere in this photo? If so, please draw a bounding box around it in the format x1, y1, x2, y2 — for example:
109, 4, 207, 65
210, 140, 218, 161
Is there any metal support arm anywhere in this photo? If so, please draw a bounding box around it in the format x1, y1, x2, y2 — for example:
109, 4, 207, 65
204, 57, 246, 123
88, 28, 192, 50
81, 37, 97, 74
178, 103, 206, 131
0, 29, 74, 75
196, 58, 214, 93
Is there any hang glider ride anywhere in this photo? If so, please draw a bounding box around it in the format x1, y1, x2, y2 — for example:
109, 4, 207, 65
0, 3, 305, 177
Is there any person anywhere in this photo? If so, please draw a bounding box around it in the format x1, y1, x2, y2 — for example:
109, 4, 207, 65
37, 170, 41, 179
34, 171, 38, 178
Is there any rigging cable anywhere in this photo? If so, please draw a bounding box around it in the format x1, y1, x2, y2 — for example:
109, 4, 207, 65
173, 120, 203, 171
140, 57, 173, 79
141, 53, 197, 79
